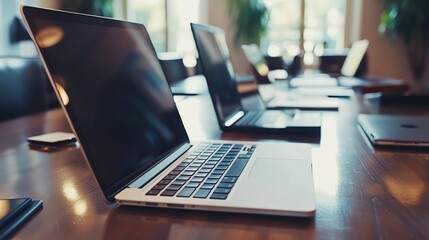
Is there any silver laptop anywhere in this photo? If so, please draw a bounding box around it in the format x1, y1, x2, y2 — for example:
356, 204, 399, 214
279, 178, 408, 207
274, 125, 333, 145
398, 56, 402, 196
358, 114, 429, 147
22, 6, 316, 217
240, 43, 341, 110
289, 39, 369, 90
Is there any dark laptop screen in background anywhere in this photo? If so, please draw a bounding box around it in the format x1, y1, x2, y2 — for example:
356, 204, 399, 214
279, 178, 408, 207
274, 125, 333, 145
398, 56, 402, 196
191, 23, 243, 123
23, 7, 189, 198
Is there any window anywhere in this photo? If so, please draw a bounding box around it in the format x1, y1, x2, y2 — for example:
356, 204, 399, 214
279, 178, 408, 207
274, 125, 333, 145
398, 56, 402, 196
126, 0, 200, 67
125, 0, 346, 69
264, 0, 346, 66
127, 0, 167, 52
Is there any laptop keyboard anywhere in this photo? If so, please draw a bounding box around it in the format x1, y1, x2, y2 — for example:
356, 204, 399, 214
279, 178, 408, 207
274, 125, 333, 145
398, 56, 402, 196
145, 143, 255, 200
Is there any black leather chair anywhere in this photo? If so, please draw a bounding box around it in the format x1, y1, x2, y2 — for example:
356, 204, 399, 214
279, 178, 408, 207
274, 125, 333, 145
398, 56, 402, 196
158, 52, 189, 85
0, 56, 59, 122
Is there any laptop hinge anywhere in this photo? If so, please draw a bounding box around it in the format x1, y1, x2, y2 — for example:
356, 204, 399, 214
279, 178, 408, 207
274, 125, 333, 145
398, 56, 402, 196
128, 143, 192, 189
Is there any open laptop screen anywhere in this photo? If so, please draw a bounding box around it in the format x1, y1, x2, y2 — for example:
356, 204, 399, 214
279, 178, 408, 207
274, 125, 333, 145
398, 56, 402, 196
191, 23, 243, 123
341, 39, 369, 77
23, 7, 189, 199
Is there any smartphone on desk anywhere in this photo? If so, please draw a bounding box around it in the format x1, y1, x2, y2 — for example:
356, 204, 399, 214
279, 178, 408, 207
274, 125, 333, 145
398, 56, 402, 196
27, 132, 77, 149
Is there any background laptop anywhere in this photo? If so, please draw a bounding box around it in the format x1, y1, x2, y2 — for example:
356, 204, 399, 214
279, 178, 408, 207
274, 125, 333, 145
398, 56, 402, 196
240, 43, 341, 110
22, 6, 316, 217
289, 39, 369, 89
191, 23, 322, 135
358, 114, 429, 147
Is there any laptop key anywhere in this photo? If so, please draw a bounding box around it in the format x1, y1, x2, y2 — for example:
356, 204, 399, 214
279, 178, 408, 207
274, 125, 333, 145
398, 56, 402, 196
214, 188, 231, 194
163, 175, 176, 180
200, 183, 215, 189
151, 184, 167, 190
171, 180, 186, 185
221, 177, 237, 183
177, 187, 196, 197
181, 171, 195, 176
225, 158, 248, 177
174, 166, 185, 171
146, 189, 161, 195
169, 170, 182, 175
166, 185, 182, 191
208, 174, 222, 179
193, 189, 211, 198
210, 193, 228, 200
218, 183, 234, 188
161, 190, 177, 196
159, 179, 171, 185
177, 175, 190, 181
205, 179, 218, 184
186, 182, 200, 188
213, 169, 225, 175
190, 177, 204, 183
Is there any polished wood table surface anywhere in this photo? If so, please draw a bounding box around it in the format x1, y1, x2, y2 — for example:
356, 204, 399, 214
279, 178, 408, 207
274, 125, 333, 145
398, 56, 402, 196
1, 92, 428, 239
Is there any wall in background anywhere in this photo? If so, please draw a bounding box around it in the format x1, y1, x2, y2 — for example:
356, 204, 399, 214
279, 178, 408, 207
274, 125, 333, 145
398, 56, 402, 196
0, 1, 21, 55
360, 0, 411, 82
206, 0, 250, 75
0, 0, 60, 56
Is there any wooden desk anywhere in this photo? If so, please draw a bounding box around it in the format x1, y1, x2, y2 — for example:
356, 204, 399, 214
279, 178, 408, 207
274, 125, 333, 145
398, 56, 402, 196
1, 93, 428, 239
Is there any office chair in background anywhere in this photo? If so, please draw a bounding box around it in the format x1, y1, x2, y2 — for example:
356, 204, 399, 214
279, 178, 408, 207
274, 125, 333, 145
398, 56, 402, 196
0, 56, 59, 122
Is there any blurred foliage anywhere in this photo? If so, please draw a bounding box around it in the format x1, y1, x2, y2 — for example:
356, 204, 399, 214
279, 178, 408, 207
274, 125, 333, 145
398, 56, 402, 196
379, 0, 429, 80
61, 0, 114, 17
227, 0, 270, 47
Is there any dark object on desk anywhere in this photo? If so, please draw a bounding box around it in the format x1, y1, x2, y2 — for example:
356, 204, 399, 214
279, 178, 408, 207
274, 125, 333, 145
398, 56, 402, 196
0, 56, 59, 122
319, 51, 347, 75
0, 198, 43, 240
320, 43, 368, 78
27, 132, 77, 150
365, 92, 429, 105
358, 114, 429, 147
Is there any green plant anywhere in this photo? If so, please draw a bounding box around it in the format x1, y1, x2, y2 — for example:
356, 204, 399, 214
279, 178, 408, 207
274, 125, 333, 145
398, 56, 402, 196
227, 0, 270, 47
378, 0, 429, 80
61, 0, 114, 17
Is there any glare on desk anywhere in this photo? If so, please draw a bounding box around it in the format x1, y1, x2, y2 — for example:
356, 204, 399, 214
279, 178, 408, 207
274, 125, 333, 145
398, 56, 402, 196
62, 182, 88, 216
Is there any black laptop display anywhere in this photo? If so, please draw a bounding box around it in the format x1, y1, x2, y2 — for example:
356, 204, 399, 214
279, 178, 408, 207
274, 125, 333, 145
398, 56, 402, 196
23, 8, 189, 200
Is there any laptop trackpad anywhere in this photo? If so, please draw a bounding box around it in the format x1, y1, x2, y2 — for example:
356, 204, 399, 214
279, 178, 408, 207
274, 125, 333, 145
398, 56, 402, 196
248, 158, 300, 185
